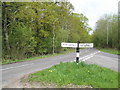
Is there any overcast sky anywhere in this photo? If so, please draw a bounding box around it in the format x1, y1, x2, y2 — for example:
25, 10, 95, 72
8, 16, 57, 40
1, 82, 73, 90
69, 0, 119, 30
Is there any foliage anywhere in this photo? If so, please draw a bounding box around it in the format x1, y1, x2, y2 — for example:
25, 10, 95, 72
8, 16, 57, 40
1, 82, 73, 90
2, 48, 74, 64
92, 14, 119, 49
2, 2, 91, 61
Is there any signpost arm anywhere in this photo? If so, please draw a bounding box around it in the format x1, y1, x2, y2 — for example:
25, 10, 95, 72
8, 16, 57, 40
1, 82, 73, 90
76, 41, 80, 63
61, 42, 93, 64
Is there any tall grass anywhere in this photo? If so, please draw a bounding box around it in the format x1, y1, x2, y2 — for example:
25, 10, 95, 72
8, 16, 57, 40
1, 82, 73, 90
98, 48, 120, 55
2, 49, 74, 64
28, 62, 118, 88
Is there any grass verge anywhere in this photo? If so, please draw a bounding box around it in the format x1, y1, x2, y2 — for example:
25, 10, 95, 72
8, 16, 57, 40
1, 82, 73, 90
27, 62, 118, 88
97, 48, 120, 55
2, 49, 74, 64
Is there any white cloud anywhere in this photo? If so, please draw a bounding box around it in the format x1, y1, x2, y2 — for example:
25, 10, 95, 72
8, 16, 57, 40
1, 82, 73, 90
70, 0, 119, 30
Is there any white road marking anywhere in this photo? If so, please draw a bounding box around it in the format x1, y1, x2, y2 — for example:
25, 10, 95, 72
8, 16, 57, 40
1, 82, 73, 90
82, 55, 94, 61
1, 63, 34, 71
2, 51, 101, 70
81, 51, 100, 61
73, 51, 100, 62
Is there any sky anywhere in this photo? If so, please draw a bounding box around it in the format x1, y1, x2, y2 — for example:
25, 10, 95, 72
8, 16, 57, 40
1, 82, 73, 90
69, 0, 119, 31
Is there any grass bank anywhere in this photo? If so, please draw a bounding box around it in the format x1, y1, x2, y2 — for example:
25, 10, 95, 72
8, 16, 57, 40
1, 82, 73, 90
2, 49, 75, 64
27, 62, 118, 88
97, 48, 120, 55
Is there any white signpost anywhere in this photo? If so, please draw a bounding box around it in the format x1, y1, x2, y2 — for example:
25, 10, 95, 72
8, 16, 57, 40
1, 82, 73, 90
61, 42, 93, 48
61, 42, 94, 63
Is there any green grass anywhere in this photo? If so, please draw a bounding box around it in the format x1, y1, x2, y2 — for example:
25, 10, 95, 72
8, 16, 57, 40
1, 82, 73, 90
28, 62, 118, 88
1, 49, 74, 64
2, 54, 55, 64
98, 48, 120, 55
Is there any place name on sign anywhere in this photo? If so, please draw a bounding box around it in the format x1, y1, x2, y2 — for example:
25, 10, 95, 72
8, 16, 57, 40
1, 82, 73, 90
79, 43, 93, 48
61, 43, 77, 48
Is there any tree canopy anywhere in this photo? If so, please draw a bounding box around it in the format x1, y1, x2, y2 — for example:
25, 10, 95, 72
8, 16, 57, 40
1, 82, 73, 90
92, 14, 119, 49
2, 2, 92, 60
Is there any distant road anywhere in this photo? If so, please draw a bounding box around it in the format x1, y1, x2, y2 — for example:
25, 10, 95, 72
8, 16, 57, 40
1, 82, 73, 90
1, 48, 119, 88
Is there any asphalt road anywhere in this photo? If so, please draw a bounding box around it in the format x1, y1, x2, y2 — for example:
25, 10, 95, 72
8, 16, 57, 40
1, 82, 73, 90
1, 48, 119, 88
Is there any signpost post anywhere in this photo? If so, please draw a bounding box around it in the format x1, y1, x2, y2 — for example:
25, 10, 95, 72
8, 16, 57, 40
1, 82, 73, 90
76, 41, 80, 63
61, 42, 93, 63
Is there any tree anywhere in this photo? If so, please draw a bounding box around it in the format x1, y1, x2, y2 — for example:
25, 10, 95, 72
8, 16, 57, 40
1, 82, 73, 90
92, 14, 118, 49
2, 2, 92, 61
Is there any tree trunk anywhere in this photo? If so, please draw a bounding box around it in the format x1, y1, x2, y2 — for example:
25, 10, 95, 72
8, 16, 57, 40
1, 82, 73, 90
52, 26, 55, 54
4, 5, 9, 53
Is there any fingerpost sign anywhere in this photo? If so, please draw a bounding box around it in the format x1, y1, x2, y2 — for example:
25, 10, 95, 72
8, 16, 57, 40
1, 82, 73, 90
61, 41, 94, 63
